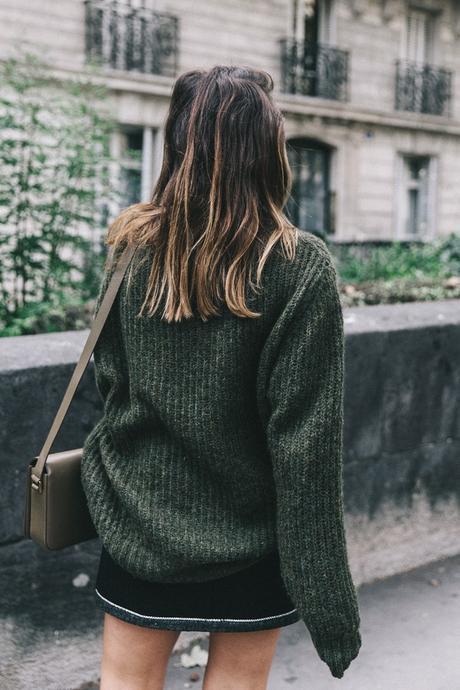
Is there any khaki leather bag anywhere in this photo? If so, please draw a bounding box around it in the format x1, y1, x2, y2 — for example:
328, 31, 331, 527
23, 243, 137, 550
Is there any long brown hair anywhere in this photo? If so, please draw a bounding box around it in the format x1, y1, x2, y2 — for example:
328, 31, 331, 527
105, 65, 298, 322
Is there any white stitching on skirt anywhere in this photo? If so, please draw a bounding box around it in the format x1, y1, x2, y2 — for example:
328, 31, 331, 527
95, 587, 298, 623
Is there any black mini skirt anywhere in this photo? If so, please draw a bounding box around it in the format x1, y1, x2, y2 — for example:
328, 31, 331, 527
94, 544, 301, 632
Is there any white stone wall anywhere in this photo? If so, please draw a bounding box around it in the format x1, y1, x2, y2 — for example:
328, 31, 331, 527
1, 0, 459, 240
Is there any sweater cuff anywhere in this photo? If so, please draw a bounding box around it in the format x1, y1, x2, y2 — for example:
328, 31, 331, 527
310, 628, 362, 679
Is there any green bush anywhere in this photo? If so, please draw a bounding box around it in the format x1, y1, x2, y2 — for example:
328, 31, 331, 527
329, 233, 460, 307
330, 233, 460, 283
0, 297, 97, 337
0, 52, 116, 337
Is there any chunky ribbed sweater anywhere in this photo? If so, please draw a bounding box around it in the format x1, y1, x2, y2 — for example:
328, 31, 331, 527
81, 229, 361, 678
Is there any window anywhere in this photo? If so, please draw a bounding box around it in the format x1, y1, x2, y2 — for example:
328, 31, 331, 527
318, 0, 335, 44
117, 125, 156, 208
281, 0, 347, 100
405, 8, 435, 64
395, 7, 451, 117
396, 154, 436, 238
120, 127, 143, 206
84, 0, 178, 77
285, 138, 334, 236
288, 0, 335, 45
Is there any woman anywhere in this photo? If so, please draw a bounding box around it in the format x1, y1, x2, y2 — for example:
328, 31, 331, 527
81, 65, 362, 690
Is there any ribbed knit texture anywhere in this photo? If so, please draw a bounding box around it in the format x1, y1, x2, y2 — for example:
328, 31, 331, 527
81, 229, 361, 678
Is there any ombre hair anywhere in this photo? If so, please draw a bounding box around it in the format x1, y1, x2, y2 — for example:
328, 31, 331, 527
105, 65, 298, 322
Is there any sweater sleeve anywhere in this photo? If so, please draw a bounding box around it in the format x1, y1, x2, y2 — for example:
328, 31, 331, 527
265, 256, 361, 679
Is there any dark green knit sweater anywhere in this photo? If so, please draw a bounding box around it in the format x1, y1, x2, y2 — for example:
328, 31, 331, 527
81, 229, 361, 678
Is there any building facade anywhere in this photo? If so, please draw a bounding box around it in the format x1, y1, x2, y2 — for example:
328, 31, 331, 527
1, 0, 460, 242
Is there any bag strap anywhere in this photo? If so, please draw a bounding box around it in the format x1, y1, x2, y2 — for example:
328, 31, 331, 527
31, 242, 137, 491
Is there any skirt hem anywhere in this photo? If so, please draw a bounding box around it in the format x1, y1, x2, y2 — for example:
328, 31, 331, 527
95, 587, 301, 632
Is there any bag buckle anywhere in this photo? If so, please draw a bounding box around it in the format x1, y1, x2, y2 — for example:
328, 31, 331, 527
31, 473, 43, 493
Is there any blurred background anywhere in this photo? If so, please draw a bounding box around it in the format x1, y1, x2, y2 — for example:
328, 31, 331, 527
0, 2, 459, 689
1, 0, 460, 335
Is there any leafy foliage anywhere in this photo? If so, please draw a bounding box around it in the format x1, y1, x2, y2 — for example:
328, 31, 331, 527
330, 234, 460, 283
0, 52, 117, 335
328, 234, 460, 306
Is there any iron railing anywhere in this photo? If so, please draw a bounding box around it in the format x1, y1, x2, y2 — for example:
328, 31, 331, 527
395, 60, 452, 117
280, 40, 349, 101
84, 0, 178, 77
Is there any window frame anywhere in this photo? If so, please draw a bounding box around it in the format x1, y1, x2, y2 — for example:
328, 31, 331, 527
285, 137, 336, 237
110, 125, 164, 212
394, 152, 438, 241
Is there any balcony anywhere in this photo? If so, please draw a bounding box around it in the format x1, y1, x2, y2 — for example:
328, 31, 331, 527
395, 60, 452, 117
280, 40, 349, 101
84, 0, 178, 78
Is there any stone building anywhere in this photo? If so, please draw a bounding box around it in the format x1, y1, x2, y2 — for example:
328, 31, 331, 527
1, 0, 459, 242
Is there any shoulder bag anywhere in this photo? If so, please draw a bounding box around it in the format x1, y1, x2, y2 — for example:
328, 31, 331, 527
23, 242, 137, 550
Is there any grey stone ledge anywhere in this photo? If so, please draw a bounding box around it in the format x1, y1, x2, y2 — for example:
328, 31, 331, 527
1, 299, 459, 372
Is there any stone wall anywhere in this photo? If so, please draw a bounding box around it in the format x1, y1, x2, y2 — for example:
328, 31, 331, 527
1, 298, 459, 585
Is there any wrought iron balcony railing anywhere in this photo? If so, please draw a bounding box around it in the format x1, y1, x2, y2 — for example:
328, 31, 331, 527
84, 0, 178, 77
395, 60, 452, 117
280, 40, 349, 101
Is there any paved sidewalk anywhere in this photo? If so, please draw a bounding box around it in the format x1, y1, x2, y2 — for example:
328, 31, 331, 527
1, 542, 459, 690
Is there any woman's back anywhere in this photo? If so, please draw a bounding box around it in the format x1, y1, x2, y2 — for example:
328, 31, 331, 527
82, 228, 330, 582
